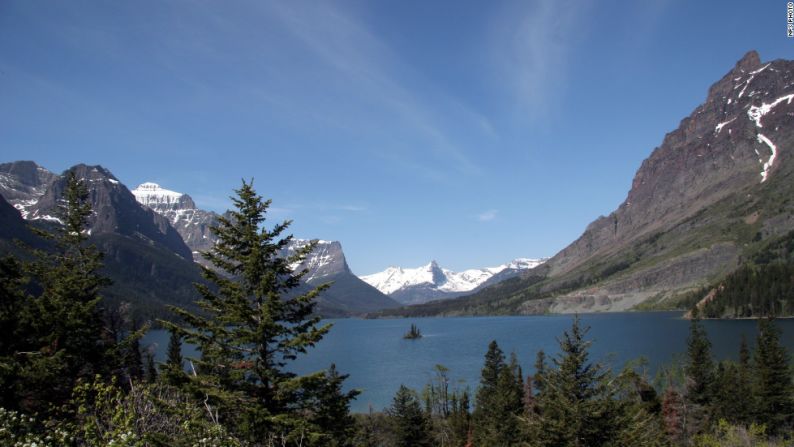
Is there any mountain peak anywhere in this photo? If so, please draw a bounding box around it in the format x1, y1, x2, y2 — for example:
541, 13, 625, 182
734, 50, 761, 73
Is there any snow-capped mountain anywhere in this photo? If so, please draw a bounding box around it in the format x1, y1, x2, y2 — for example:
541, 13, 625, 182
282, 239, 350, 282
132, 182, 218, 262
361, 258, 546, 305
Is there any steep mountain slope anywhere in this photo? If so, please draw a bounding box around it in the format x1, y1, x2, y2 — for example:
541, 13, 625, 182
282, 239, 401, 315
361, 258, 545, 305
131, 182, 218, 261
0, 194, 41, 251
0, 161, 59, 218
30, 165, 193, 260
0, 164, 205, 320
386, 51, 794, 316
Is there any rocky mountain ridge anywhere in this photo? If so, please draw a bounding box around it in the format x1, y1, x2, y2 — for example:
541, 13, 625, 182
0, 163, 399, 317
131, 182, 218, 261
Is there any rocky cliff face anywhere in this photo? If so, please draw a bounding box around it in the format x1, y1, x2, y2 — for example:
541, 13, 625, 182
549, 51, 793, 279
132, 182, 218, 262
0, 161, 59, 218
29, 165, 193, 260
519, 51, 794, 312
283, 239, 351, 282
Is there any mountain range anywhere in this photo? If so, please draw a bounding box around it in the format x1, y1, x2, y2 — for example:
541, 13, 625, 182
382, 50, 794, 317
0, 162, 399, 318
360, 258, 545, 305
4, 50, 789, 320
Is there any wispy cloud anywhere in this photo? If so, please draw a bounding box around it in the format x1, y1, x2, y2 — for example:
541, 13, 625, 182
489, 0, 587, 119
337, 205, 367, 212
477, 209, 498, 222
258, 2, 487, 177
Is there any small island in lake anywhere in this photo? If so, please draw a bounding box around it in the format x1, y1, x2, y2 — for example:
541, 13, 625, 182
403, 323, 422, 339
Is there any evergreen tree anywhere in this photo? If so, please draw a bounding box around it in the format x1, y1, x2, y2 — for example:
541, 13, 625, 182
144, 350, 158, 383
448, 389, 471, 447
523, 374, 536, 416
123, 319, 144, 381
472, 340, 512, 445
388, 385, 432, 447
734, 335, 753, 424
306, 364, 359, 447
0, 256, 29, 410
711, 362, 739, 423
14, 172, 115, 415
161, 327, 185, 385
533, 349, 546, 397
165, 180, 348, 441
753, 318, 793, 434
531, 316, 619, 447
683, 313, 713, 435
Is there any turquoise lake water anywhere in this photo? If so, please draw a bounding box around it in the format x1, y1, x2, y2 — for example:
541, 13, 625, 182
142, 312, 794, 413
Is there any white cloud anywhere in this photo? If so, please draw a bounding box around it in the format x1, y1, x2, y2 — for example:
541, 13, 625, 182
477, 209, 498, 222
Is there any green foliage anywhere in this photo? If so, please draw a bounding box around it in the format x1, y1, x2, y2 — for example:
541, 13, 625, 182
0, 172, 118, 416
685, 315, 714, 406
472, 340, 523, 446
752, 318, 794, 435
692, 419, 783, 447
700, 262, 794, 318
0, 407, 72, 447
387, 385, 432, 447
528, 316, 621, 447
164, 180, 352, 443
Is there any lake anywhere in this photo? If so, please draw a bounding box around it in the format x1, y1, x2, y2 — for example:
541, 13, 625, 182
142, 312, 794, 413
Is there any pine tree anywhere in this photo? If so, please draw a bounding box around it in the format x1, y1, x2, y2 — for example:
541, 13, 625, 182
533, 349, 546, 397
734, 335, 753, 424
306, 364, 359, 447
160, 327, 187, 387
388, 385, 433, 447
15, 172, 115, 415
165, 180, 347, 441
472, 340, 504, 444
0, 256, 30, 410
683, 313, 713, 435
448, 389, 471, 447
531, 316, 619, 447
711, 361, 740, 423
472, 342, 525, 446
753, 318, 793, 434
144, 350, 158, 383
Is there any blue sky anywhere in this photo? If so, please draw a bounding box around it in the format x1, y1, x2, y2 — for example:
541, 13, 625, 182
0, 1, 791, 275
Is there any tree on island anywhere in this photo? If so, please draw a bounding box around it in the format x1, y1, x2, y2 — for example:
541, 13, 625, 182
404, 323, 422, 339
165, 179, 356, 444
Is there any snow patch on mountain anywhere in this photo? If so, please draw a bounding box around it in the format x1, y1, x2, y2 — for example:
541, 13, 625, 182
132, 182, 184, 207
